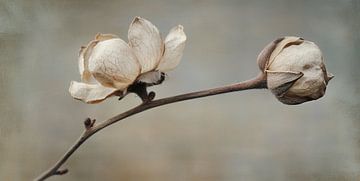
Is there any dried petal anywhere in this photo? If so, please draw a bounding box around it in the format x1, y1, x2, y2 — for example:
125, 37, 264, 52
276, 94, 314, 105
78, 33, 120, 83
128, 17, 164, 73
95, 33, 118, 41
157, 25, 186, 72
266, 36, 304, 70
79, 40, 98, 83
88, 38, 141, 89
69, 81, 119, 104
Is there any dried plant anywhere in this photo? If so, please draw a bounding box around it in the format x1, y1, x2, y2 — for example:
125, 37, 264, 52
35, 17, 333, 181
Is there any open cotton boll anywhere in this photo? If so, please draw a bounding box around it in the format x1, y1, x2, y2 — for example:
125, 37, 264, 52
69, 17, 187, 104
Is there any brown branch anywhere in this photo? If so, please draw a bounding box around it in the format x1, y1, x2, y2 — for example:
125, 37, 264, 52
34, 73, 267, 181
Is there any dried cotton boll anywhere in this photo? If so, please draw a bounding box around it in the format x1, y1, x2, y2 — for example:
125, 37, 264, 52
69, 17, 187, 104
257, 36, 334, 105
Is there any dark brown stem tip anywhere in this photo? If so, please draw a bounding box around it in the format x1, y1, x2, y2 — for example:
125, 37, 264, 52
84, 118, 96, 130
55, 169, 68, 175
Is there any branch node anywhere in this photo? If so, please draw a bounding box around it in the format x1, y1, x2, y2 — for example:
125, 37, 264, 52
84, 118, 95, 130
128, 83, 155, 103
55, 168, 68, 175
148, 91, 156, 101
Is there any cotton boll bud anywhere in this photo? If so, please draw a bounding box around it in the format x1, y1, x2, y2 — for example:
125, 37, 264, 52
257, 36, 334, 105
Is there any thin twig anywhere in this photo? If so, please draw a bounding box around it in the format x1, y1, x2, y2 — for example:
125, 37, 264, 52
35, 73, 267, 181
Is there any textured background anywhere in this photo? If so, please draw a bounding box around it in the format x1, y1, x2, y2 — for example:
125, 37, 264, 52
0, 0, 359, 180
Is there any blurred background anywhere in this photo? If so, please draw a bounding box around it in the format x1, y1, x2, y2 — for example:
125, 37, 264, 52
0, 0, 359, 180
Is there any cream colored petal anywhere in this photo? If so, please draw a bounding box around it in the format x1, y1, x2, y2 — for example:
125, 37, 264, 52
157, 25, 186, 72
78, 33, 119, 83
128, 16, 164, 73
266, 36, 304, 70
69, 81, 119, 104
88, 38, 141, 89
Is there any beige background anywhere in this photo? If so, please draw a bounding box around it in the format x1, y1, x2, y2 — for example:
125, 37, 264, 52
0, 0, 359, 180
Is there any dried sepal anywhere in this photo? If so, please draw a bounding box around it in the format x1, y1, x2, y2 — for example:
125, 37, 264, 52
276, 93, 315, 105
326, 72, 334, 82
257, 37, 284, 72
320, 62, 334, 84
266, 70, 303, 96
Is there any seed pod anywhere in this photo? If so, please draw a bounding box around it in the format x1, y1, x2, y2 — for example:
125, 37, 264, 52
257, 36, 334, 105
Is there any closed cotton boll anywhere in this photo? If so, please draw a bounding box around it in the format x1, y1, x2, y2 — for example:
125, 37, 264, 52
257, 36, 334, 105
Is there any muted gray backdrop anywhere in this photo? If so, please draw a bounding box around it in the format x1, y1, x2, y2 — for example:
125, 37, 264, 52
0, 0, 359, 180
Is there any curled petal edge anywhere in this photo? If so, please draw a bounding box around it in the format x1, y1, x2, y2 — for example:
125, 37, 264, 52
79, 40, 98, 83
69, 81, 121, 104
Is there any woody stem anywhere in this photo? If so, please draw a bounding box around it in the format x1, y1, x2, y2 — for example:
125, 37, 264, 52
35, 72, 267, 181
127, 83, 154, 103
